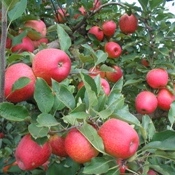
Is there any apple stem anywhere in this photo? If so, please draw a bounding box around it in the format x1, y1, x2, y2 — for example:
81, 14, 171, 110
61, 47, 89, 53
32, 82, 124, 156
0, 4, 7, 102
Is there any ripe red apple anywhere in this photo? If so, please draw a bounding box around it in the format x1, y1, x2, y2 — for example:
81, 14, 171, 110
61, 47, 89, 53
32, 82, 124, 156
98, 118, 139, 159
11, 36, 34, 53
5, 63, 36, 103
102, 20, 117, 37
24, 20, 47, 40
55, 8, 68, 23
146, 68, 168, 89
119, 14, 138, 34
157, 88, 175, 111
91, 0, 101, 10
147, 169, 157, 175
32, 48, 71, 85
49, 134, 68, 157
88, 26, 104, 41
105, 41, 122, 59
135, 91, 158, 114
89, 66, 105, 78
141, 59, 149, 67
105, 65, 123, 83
32, 37, 48, 48
65, 128, 99, 163
15, 134, 51, 170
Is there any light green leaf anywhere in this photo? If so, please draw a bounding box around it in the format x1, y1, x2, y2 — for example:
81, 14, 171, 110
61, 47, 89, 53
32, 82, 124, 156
12, 77, 30, 92
34, 78, 54, 113
149, 0, 164, 10
95, 50, 108, 65
0, 102, 29, 121
8, 0, 27, 22
123, 78, 143, 87
168, 101, 175, 128
138, 0, 148, 10
2, 0, 20, 10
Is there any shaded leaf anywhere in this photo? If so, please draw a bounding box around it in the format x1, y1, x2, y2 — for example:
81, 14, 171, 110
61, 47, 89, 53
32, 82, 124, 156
168, 101, 175, 128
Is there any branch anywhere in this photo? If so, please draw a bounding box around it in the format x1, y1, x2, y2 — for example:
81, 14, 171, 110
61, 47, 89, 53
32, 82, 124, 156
0, 4, 7, 102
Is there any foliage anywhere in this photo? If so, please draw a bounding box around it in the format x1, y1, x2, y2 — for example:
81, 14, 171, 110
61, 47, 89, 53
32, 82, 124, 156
0, 0, 175, 174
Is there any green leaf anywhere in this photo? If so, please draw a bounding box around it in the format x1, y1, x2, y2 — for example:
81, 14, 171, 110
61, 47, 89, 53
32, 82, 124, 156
57, 24, 71, 52
138, 0, 148, 10
78, 122, 105, 154
168, 101, 175, 128
28, 123, 49, 139
149, 0, 164, 10
2, 0, 20, 10
37, 113, 59, 127
95, 50, 108, 66
34, 78, 54, 113
8, 0, 27, 22
152, 130, 175, 142
123, 78, 143, 87
0, 102, 29, 121
12, 77, 30, 92
83, 157, 110, 174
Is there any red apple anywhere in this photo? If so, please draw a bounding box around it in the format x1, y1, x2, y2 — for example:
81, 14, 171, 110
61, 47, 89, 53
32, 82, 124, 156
15, 134, 51, 170
116, 158, 128, 174
11, 36, 34, 53
147, 169, 157, 175
135, 91, 158, 114
105, 66, 123, 83
74, 6, 86, 19
65, 128, 99, 163
141, 59, 149, 67
102, 20, 117, 37
49, 134, 68, 157
91, 0, 101, 11
98, 118, 139, 159
5, 63, 36, 103
157, 88, 175, 111
119, 14, 138, 34
55, 8, 68, 23
0, 132, 5, 138
32, 48, 71, 85
24, 20, 47, 40
105, 41, 122, 59
88, 26, 104, 41
6, 37, 12, 49
89, 66, 105, 78
146, 68, 168, 89
32, 37, 48, 48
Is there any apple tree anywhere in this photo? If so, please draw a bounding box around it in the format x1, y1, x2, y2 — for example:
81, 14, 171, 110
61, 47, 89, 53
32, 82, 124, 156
0, 0, 175, 174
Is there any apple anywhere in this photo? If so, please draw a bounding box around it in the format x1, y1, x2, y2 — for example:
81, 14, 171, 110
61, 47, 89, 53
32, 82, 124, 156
0, 132, 5, 138
74, 6, 86, 19
24, 19, 47, 40
116, 158, 128, 174
49, 134, 68, 157
55, 8, 68, 23
6, 37, 12, 49
65, 128, 99, 163
32, 48, 71, 85
11, 36, 34, 53
91, 0, 101, 11
135, 91, 158, 114
98, 118, 139, 159
105, 65, 123, 83
119, 14, 138, 34
102, 20, 117, 37
89, 66, 106, 78
141, 59, 149, 67
146, 68, 168, 89
88, 26, 104, 41
147, 169, 157, 175
15, 134, 51, 170
5, 62, 36, 103
105, 41, 122, 59
32, 37, 48, 48
157, 88, 175, 111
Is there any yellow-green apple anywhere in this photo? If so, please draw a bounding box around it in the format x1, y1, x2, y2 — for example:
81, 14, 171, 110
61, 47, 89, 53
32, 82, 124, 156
5, 63, 36, 103
146, 68, 168, 89
24, 19, 47, 40
135, 91, 158, 114
105, 65, 123, 83
157, 88, 175, 111
32, 48, 71, 85
55, 8, 68, 23
65, 128, 99, 163
98, 118, 139, 159
15, 134, 51, 170
147, 169, 157, 175
89, 66, 106, 78
105, 41, 122, 59
32, 37, 48, 49
11, 36, 34, 53
119, 14, 138, 34
102, 20, 117, 37
49, 134, 68, 157
88, 26, 104, 41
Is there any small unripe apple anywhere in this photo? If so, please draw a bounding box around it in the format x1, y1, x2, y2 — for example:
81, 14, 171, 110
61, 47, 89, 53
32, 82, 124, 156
105, 66, 123, 83
146, 68, 168, 89
135, 91, 158, 114
88, 26, 104, 41
119, 14, 138, 34
157, 88, 175, 111
102, 20, 117, 37
105, 41, 122, 59
98, 118, 139, 159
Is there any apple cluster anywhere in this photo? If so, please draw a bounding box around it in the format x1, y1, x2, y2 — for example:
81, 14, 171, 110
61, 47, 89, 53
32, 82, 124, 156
135, 68, 175, 114
14, 118, 139, 172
